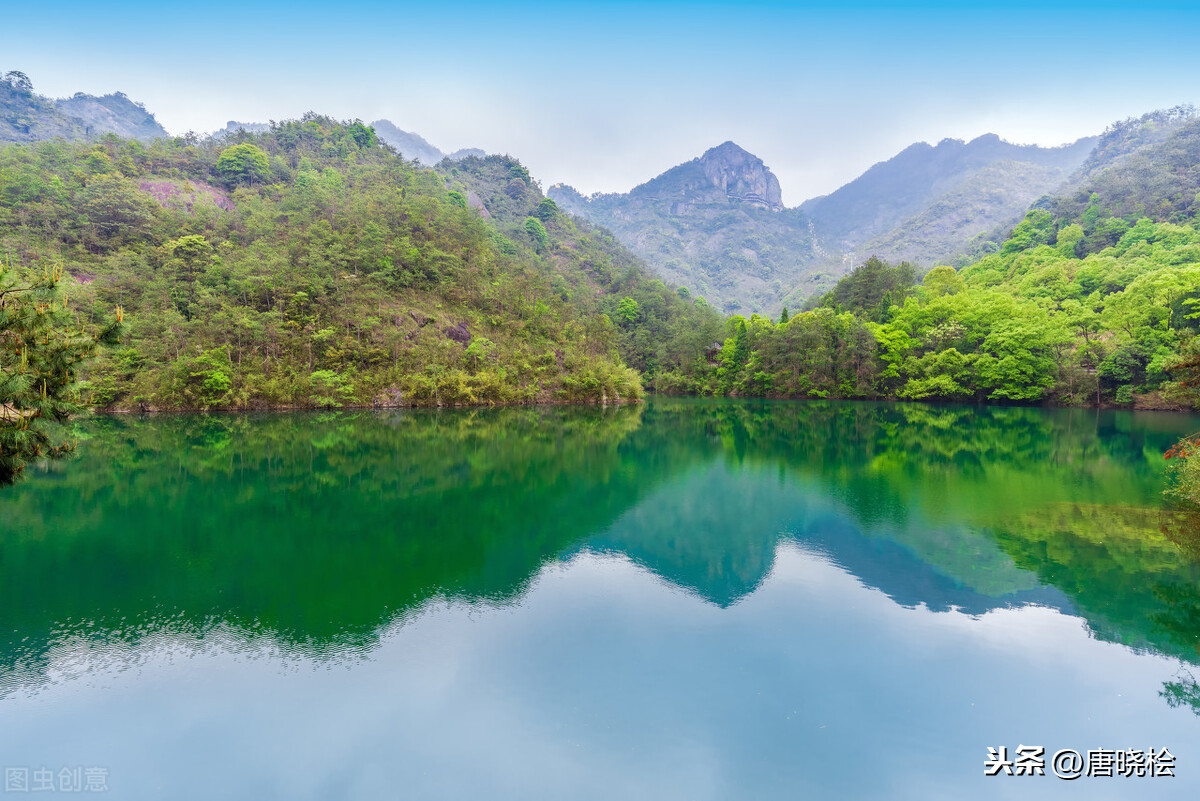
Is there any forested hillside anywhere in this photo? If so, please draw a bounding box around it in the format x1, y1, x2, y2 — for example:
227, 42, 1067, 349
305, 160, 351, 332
0, 115, 716, 410
956, 106, 1198, 264
667, 115, 1200, 409
5, 92, 1199, 414
441, 154, 723, 379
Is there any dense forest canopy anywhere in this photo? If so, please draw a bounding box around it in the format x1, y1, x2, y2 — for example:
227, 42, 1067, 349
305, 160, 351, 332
0, 114, 719, 412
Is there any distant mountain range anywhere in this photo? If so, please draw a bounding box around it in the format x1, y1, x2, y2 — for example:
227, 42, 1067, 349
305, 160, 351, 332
1, 72, 167, 142
801, 133, 1098, 265
551, 142, 815, 315
553, 106, 1200, 316
368, 119, 483, 164
5, 67, 1196, 316
552, 132, 1120, 314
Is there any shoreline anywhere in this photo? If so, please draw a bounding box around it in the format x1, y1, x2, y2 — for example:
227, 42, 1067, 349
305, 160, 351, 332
93, 396, 643, 414
644, 391, 1193, 413
88, 392, 1196, 415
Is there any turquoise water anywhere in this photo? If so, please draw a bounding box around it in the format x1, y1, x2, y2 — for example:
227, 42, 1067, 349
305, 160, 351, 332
1, 399, 1198, 798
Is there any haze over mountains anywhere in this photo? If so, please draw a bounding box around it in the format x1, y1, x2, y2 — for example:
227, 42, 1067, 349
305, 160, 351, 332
551, 142, 814, 314
1, 72, 167, 142
801, 133, 1098, 262
552, 132, 1119, 314
5, 69, 1197, 318
368, 119, 484, 164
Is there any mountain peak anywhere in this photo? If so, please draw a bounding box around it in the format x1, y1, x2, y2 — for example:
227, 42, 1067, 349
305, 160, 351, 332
623, 142, 784, 211
969, 132, 1003, 146
696, 141, 783, 211
702, 140, 752, 158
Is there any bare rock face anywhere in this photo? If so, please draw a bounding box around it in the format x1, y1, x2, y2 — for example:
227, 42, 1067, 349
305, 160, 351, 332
556, 140, 787, 214
138, 180, 235, 213
699, 141, 783, 211
465, 190, 490, 217
443, 322, 471, 347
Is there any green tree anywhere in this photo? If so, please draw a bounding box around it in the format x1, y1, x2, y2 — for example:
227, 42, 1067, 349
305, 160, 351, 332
464, 336, 495, 373
922, 265, 964, 297
616, 297, 641, 327
0, 262, 124, 484
820, 256, 916, 322
3, 70, 33, 93
216, 143, 271, 187
536, 198, 559, 222
166, 234, 216, 320
179, 346, 234, 407
308, 369, 355, 407
524, 217, 548, 249
731, 318, 750, 367
346, 120, 376, 149
1002, 210, 1056, 255
79, 175, 157, 246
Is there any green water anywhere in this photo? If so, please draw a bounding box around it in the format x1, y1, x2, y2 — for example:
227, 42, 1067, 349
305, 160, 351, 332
1, 398, 1198, 798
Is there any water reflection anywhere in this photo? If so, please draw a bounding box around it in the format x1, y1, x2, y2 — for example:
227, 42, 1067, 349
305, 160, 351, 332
1161, 668, 1200, 715
3, 399, 1200, 796
3, 400, 1200, 677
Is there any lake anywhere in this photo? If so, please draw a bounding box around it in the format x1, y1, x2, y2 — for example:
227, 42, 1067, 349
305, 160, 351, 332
1, 398, 1198, 799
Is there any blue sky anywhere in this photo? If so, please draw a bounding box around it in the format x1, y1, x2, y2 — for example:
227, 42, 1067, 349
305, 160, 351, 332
4, 1, 1200, 202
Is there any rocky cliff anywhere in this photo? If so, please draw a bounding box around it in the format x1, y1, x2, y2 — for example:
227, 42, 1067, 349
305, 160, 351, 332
621, 140, 785, 211
698, 141, 783, 210
550, 142, 809, 315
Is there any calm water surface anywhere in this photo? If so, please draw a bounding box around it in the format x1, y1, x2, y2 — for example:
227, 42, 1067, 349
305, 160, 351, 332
1, 398, 1199, 799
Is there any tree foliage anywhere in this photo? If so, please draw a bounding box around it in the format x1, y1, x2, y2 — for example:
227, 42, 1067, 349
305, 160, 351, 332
0, 260, 123, 483
813, 255, 916, 322
215, 143, 270, 187
666, 206, 1200, 406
